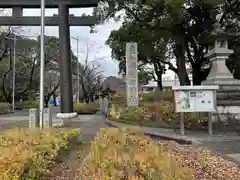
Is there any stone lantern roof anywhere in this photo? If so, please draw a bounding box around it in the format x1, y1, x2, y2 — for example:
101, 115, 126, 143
201, 19, 239, 46
205, 29, 238, 45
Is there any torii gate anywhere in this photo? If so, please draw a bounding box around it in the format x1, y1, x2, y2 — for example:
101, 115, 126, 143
0, 0, 98, 113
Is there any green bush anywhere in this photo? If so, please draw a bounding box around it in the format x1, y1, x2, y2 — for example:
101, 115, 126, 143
142, 91, 173, 102
157, 90, 174, 101
23, 100, 39, 108
0, 102, 11, 114
141, 93, 155, 102
111, 91, 173, 106
73, 102, 99, 114
111, 93, 126, 105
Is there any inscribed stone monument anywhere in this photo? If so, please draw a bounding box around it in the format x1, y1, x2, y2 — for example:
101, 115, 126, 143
29, 108, 39, 128
126, 42, 139, 107
43, 108, 52, 128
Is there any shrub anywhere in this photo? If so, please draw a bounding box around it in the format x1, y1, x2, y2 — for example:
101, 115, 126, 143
111, 93, 126, 105
142, 91, 173, 102
0, 102, 11, 114
23, 100, 39, 108
82, 128, 192, 179
0, 128, 80, 179
157, 90, 174, 101
111, 91, 173, 105
110, 101, 207, 129
141, 92, 155, 102
73, 102, 99, 114
15, 102, 24, 110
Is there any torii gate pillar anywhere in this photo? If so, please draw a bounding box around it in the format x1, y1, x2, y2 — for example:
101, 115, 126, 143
58, 4, 73, 113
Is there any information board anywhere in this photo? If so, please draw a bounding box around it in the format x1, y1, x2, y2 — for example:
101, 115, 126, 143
174, 90, 216, 112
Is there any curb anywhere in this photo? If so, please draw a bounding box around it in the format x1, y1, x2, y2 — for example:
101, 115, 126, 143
105, 119, 200, 145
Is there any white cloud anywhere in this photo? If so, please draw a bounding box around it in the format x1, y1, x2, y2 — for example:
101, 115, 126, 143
19, 7, 121, 77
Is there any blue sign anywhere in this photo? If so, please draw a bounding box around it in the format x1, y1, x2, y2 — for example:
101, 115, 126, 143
50, 98, 54, 105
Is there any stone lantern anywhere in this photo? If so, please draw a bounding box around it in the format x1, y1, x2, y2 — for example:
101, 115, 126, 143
202, 28, 236, 85
202, 24, 240, 129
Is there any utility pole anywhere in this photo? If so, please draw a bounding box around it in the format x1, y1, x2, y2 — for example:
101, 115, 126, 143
12, 34, 16, 112
5, 35, 16, 112
39, 0, 45, 130
71, 36, 80, 103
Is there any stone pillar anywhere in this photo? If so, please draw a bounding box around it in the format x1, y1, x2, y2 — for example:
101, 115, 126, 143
29, 108, 39, 128
58, 4, 73, 113
104, 97, 109, 113
99, 96, 104, 111
126, 42, 139, 107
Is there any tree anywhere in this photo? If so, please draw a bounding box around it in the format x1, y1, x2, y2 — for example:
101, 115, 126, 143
106, 22, 168, 89
72, 39, 104, 103
0, 34, 78, 107
43, 35, 79, 107
0, 36, 40, 103
138, 70, 152, 85
94, 0, 240, 85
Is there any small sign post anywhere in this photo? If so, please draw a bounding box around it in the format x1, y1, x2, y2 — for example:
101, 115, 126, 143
29, 108, 39, 128
43, 107, 52, 128
99, 96, 104, 111
104, 97, 109, 114
172, 86, 219, 135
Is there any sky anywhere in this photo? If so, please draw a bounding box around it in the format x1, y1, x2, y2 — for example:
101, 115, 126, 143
4, 7, 175, 79
19, 7, 121, 77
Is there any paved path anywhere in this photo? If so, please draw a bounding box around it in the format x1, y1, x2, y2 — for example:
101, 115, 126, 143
0, 113, 107, 141
201, 141, 240, 164
64, 114, 107, 141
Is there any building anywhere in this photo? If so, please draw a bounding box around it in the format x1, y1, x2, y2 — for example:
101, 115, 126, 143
142, 72, 193, 93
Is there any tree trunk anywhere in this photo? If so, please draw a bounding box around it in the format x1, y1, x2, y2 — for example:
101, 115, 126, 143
153, 61, 164, 91
157, 80, 163, 90
192, 66, 202, 85
175, 43, 190, 85
192, 63, 211, 85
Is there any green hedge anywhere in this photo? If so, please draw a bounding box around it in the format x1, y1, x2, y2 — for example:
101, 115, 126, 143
0, 102, 11, 114
141, 91, 173, 102
111, 93, 126, 105
23, 100, 39, 108
110, 91, 174, 105
73, 102, 99, 114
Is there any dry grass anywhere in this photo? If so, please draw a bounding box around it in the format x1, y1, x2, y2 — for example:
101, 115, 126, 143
0, 128, 80, 180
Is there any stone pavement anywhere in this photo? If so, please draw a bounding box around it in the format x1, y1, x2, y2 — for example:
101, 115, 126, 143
0, 112, 107, 141
106, 119, 240, 165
